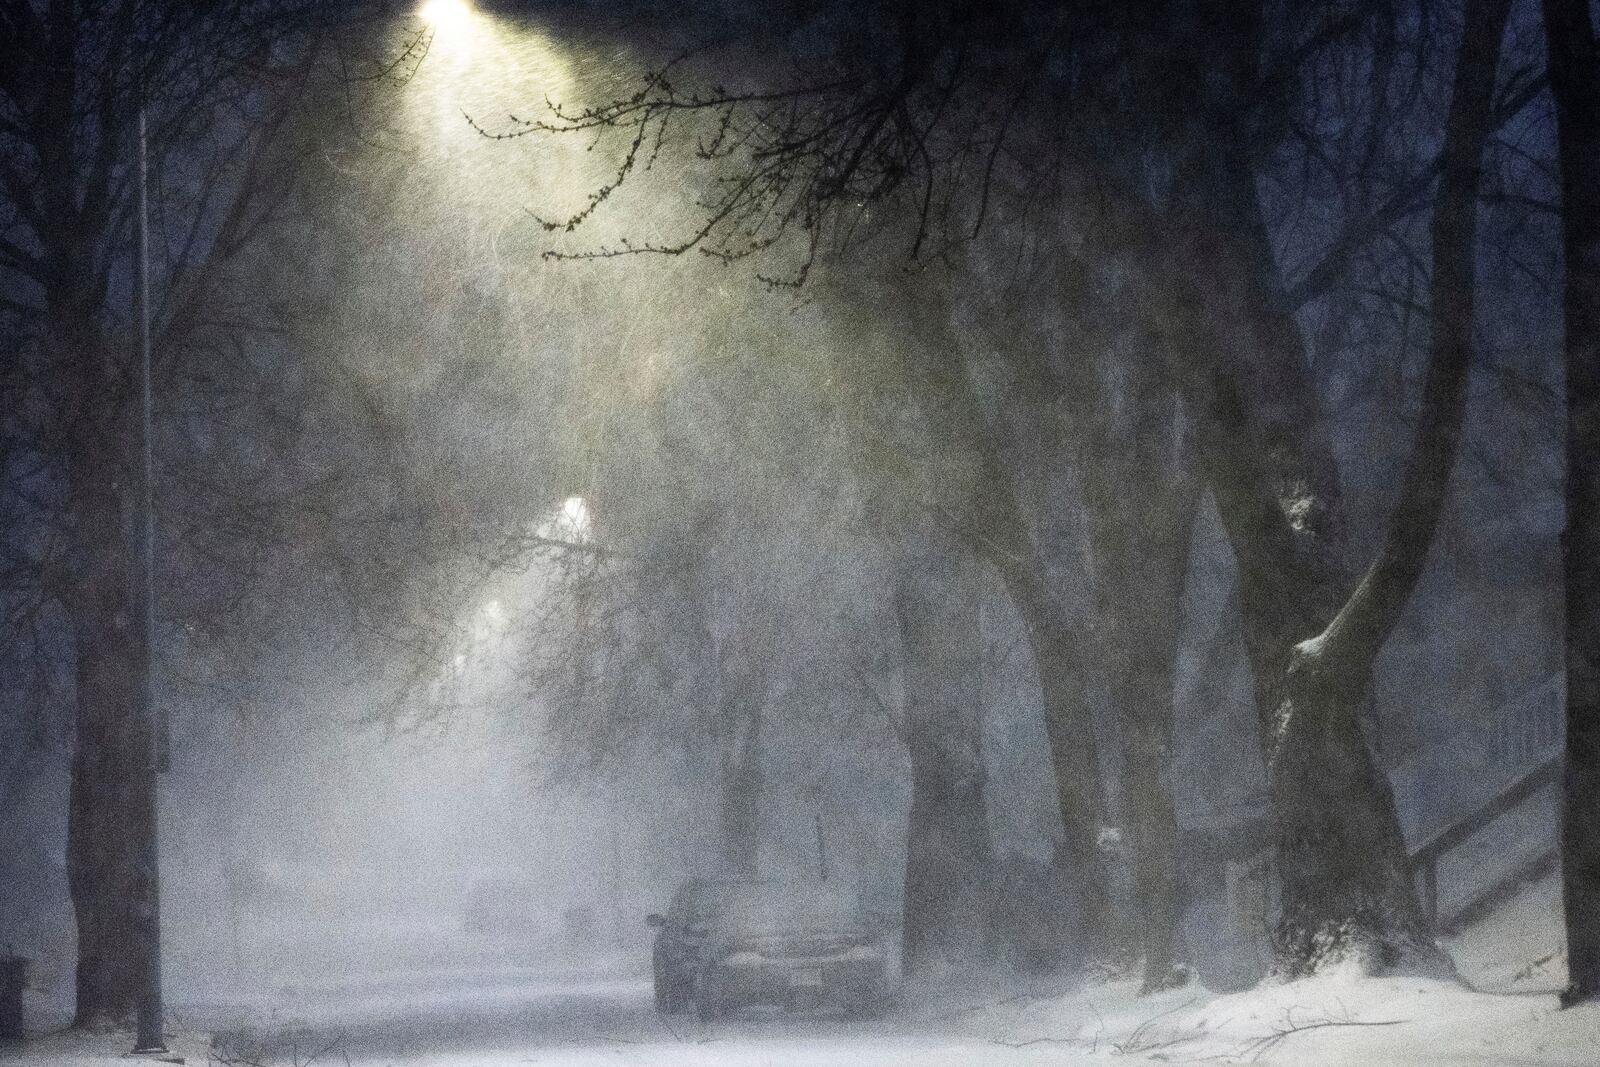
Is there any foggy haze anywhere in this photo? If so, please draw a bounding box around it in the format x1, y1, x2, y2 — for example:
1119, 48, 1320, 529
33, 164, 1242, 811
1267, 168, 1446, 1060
1, 1, 1596, 1065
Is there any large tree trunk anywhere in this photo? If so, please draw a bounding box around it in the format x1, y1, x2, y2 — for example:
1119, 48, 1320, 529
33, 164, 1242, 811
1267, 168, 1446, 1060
896, 549, 995, 971
1088, 474, 1199, 990
1066, 336, 1199, 990
1132, 0, 1509, 975
714, 654, 764, 879
719, 702, 763, 880
1169, 261, 1427, 971
830, 268, 1115, 962
994, 557, 1113, 960
1265, 0, 1509, 974
34, 8, 161, 1016
1541, 0, 1600, 1008
1178, 0, 1510, 973
63, 428, 155, 1027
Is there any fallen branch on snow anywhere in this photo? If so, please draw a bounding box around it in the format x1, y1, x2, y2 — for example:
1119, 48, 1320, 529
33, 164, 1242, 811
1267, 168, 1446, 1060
1237, 1005, 1407, 1062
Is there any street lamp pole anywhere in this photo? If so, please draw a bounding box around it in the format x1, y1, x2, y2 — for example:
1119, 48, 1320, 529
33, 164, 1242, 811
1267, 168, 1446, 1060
131, 99, 169, 1059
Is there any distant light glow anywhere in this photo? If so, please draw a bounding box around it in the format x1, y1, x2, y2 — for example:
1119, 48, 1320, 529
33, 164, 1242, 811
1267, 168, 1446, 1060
561, 496, 590, 533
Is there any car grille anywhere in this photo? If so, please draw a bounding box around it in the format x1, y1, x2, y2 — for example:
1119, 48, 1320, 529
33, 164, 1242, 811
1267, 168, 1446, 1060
753, 936, 856, 959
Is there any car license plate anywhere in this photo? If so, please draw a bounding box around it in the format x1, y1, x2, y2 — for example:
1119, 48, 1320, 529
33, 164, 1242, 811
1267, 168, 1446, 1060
791, 968, 823, 987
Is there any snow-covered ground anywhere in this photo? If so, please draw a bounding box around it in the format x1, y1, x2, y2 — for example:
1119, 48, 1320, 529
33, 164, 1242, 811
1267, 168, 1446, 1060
4, 873, 1596, 1066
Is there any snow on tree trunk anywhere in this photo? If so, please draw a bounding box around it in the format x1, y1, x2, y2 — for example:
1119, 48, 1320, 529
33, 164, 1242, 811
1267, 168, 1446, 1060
1262, 0, 1511, 974
1135, 0, 1511, 976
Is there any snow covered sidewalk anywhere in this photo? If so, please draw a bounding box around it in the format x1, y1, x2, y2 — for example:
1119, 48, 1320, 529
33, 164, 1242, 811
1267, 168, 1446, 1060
932, 971, 1596, 1065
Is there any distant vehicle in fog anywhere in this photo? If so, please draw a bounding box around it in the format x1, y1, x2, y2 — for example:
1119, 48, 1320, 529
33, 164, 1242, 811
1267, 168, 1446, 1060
647, 879, 890, 1020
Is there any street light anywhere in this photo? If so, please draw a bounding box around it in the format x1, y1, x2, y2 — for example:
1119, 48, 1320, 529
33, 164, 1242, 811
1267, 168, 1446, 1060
420, 0, 472, 32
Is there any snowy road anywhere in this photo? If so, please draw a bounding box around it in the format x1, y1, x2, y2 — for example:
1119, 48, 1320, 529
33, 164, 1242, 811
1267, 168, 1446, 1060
180, 950, 1600, 1067
198, 972, 1110, 1067
9, 878, 1600, 1067
7, 965, 1600, 1067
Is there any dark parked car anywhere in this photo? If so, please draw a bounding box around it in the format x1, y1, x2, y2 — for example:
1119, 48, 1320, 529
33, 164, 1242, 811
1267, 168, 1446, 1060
647, 879, 889, 1020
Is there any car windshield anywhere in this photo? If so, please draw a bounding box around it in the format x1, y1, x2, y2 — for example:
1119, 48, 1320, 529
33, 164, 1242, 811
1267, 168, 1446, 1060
716, 883, 857, 934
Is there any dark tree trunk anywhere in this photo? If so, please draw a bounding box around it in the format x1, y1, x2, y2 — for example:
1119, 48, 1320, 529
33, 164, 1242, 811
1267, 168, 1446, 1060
1137, 0, 1510, 975
33, 7, 160, 1015
996, 561, 1113, 959
1541, 0, 1600, 1008
834, 268, 1115, 962
1180, 0, 1510, 973
896, 552, 995, 971
1264, 0, 1509, 974
1076, 349, 1199, 990
718, 680, 763, 880
1092, 500, 1197, 990
1123, 719, 1183, 985
63, 429, 154, 1027
1173, 306, 1427, 971
1170, 73, 1355, 753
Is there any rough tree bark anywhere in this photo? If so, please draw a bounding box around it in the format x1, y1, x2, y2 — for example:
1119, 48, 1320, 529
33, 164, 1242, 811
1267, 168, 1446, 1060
1157, 201, 1411, 969
967, 183, 1203, 988
934, 385, 1126, 964
1078, 357, 1199, 991
1540, 0, 1600, 1008
896, 547, 995, 970
1112, 0, 1509, 974
682, 532, 765, 880
1263, 0, 1509, 973
832, 270, 1115, 961
1164, 10, 1355, 756
1175, 0, 1510, 973
37, 73, 157, 1010
987, 544, 1114, 960
3, 2, 329, 1026
718, 676, 764, 880
60, 377, 154, 1026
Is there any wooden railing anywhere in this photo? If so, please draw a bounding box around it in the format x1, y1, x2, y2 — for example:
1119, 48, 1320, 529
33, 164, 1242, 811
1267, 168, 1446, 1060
1407, 754, 1561, 930
1197, 676, 1566, 943
1203, 754, 1562, 939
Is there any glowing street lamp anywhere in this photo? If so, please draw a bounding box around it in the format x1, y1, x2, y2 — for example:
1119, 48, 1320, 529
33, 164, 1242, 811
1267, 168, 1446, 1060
420, 0, 472, 32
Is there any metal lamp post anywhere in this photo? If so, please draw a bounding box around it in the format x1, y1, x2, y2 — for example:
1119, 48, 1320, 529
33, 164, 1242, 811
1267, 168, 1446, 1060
130, 100, 169, 1060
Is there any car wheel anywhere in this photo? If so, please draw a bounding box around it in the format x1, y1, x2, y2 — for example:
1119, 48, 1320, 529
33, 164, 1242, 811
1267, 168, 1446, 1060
694, 968, 726, 1022
841, 990, 887, 1020
841, 971, 891, 1020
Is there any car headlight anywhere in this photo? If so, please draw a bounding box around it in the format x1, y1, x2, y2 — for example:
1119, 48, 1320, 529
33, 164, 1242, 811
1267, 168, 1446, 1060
722, 951, 765, 968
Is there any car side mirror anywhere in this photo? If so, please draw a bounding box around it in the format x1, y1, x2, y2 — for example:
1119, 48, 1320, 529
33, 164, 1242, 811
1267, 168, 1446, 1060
645, 913, 666, 928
